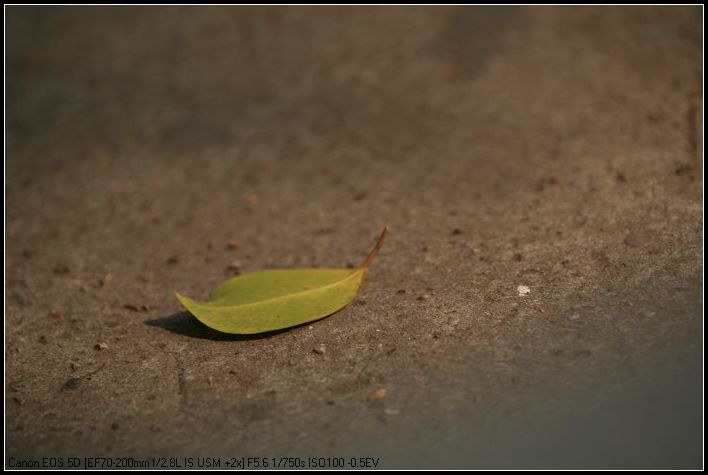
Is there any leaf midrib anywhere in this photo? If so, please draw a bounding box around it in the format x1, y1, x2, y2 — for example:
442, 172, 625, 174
202, 268, 362, 310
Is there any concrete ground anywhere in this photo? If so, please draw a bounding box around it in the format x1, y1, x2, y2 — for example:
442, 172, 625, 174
5, 6, 702, 469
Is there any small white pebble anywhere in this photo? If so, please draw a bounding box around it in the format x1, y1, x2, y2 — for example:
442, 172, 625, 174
517, 285, 531, 297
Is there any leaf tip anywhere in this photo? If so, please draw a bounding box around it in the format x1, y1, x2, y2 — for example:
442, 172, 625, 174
174, 291, 191, 308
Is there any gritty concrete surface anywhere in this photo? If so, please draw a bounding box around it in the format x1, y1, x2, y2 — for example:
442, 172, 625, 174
5, 6, 703, 469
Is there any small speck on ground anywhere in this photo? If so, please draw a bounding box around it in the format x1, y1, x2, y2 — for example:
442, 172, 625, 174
226, 260, 242, 275
63, 378, 81, 390
368, 388, 387, 401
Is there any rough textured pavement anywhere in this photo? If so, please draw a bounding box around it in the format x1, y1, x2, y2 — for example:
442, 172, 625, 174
5, 6, 702, 469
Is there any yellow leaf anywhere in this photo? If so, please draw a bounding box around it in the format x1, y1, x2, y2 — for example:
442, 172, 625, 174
175, 227, 389, 334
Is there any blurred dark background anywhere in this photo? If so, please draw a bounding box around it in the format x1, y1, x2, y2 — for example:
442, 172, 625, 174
6, 6, 702, 468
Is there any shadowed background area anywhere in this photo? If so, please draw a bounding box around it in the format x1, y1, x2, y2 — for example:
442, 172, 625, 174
5, 6, 702, 468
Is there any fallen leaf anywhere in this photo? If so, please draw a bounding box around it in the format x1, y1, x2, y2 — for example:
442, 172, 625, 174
175, 227, 389, 334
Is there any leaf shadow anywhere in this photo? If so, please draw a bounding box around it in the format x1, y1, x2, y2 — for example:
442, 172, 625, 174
144, 311, 291, 341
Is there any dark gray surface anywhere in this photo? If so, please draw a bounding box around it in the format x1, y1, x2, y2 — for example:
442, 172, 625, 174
5, 6, 703, 469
